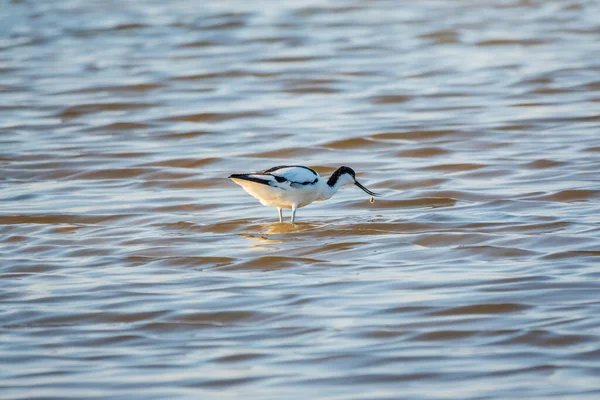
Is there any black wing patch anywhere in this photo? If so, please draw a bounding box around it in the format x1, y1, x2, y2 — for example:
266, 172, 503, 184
228, 174, 271, 186
230, 167, 318, 187
262, 165, 318, 186
290, 179, 317, 188
263, 165, 318, 177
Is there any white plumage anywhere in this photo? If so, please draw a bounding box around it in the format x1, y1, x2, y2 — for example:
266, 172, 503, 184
229, 165, 379, 223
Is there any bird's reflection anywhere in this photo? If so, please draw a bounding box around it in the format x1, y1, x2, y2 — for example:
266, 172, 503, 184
239, 221, 323, 249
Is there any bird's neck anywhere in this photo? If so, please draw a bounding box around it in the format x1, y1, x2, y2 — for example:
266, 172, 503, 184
317, 177, 343, 201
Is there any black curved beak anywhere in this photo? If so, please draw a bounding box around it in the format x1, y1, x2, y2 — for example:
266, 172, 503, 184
354, 180, 380, 197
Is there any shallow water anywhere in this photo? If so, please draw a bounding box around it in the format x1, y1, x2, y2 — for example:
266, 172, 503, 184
2, 0, 600, 399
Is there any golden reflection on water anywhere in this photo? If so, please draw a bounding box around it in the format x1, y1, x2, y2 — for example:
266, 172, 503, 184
241, 222, 329, 249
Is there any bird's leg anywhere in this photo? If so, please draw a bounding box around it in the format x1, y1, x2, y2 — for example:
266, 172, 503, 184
290, 206, 297, 223
277, 208, 283, 223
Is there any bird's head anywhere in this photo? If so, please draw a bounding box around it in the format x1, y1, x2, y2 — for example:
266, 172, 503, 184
329, 166, 380, 197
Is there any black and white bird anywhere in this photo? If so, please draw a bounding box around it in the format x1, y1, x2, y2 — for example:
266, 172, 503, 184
229, 165, 380, 223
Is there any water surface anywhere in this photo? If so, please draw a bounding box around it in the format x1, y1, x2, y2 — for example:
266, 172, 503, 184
1, 0, 600, 399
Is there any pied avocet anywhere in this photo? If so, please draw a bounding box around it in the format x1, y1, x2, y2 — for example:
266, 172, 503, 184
229, 165, 379, 223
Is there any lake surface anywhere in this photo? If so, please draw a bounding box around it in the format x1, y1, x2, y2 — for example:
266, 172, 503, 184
1, 0, 600, 399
